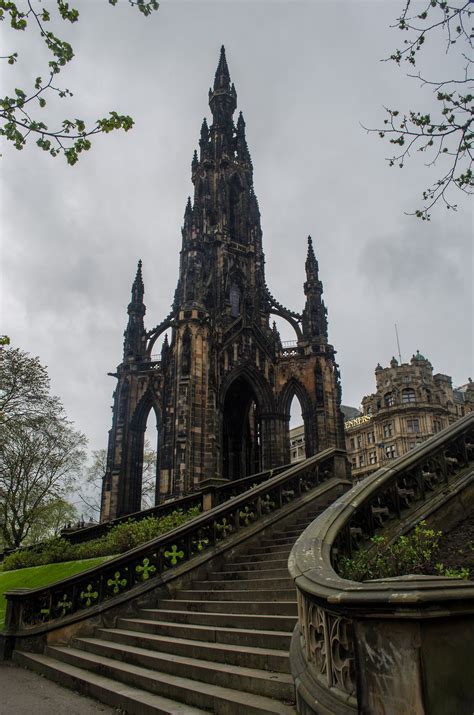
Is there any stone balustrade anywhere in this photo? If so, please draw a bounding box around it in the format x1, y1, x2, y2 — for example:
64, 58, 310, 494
289, 412, 474, 715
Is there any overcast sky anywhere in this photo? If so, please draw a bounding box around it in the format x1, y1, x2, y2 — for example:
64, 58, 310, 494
1, 1, 472, 462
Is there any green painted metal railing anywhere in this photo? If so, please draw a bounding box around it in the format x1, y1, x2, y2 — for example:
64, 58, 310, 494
4, 448, 346, 636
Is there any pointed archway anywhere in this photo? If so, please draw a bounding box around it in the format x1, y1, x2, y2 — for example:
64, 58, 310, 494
222, 376, 262, 480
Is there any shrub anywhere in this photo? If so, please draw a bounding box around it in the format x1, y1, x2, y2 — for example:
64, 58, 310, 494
339, 522, 442, 581
3, 505, 201, 571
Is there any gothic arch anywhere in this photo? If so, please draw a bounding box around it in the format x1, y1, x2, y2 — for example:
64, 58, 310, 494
130, 389, 163, 433
124, 390, 163, 513
278, 377, 313, 419
219, 364, 275, 414
279, 377, 316, 458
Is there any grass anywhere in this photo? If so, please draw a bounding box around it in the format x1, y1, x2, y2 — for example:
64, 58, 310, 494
0, 556, 111, 628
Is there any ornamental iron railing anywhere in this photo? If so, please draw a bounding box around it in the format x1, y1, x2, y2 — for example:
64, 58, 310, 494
4, 448, 346, 636
289, 413, 474, 715
59, 462, 294, 545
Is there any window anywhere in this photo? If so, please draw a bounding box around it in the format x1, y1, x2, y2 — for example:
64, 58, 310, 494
367, 431, 375, 444
359, 454, 365, 467
385, 444, 397, 459
408, 442, 416, 450
407, 418, 420, 433
433, 419, 442, 433
350, 437, 355, 449
402, 389, 416, 404
384, 392, 394, 407
369, 451, 377, 464
351, 458, 357, 468
383, 422, 393, 438
230, 284, 240, 317
357, 435, 363, 448
403, 376, 411, 384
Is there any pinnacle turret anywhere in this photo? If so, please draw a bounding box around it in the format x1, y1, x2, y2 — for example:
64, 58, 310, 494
305, 236, 319, 283
236, 111, 251, 163
131, 259, 144, 304
209, 46, 237, 127
192, 149, 199, 172
213, 45, 231, 91
184, 196, 192, 227
123, 260, 146, 359
302, 237, 327, 341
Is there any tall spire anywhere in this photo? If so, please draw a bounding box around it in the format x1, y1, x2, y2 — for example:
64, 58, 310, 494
183, 196, 192, 228
302, 237, 327, 341
199, 117, 209, 160
131, 259, 144, 305
209, 45, 237, 127
123, 260, 146, 360
305, 236, 319, 283
213, 45, 231, 91
236, 111, 251, 164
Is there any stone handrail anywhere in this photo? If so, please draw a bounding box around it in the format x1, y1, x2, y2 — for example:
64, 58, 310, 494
289, 413, 474, 715
4, 448, 347, 639
57, 462, 293, 546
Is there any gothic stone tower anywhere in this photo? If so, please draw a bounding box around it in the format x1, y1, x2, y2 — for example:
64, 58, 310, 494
101, 48, 345, 521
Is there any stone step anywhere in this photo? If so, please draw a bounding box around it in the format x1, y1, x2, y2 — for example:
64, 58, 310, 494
230, 549, 291, 562
74, 637, 294, 700
43, 645, 297, 715
175, 588, 296, 602
94, 627, 291, 672
208, 567, 291, 580
147, 598, 298, 616
259, 536, 296, 546
138, 601, 298, 630
117, 617, 293, 649
244, 545, 293, 555
189, 577, 293, 591
13, 650, 208, 715
224, 557, 289, 571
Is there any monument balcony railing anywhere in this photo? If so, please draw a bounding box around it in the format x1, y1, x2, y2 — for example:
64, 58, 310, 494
289, 412, 474, 714
3, 447, 347, 638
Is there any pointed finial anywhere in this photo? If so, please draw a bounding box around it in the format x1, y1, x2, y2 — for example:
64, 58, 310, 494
237, 111, 245, 133
192, 149, 199, 171
134, 259, 143, 284
185, 196, 192, 216
305, 236, 319, 281
161, 332, 170, 360
200, 117, 209, 140
214, 45, 231, 91
131, 259, 144, 304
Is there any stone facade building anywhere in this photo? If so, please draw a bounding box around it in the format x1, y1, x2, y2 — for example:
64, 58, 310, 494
346, 352, 474, 480
100, 48, 345, 521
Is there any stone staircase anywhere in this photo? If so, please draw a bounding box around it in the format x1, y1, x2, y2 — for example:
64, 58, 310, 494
14, 504, 326, 714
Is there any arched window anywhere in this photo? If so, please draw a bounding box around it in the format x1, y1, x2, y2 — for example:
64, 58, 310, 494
402, 388, 416, 404
230, 283, 241, 317
384, 392, 395, 407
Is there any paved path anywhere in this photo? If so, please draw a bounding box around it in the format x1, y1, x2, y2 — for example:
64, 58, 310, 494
0, 661, 119, 714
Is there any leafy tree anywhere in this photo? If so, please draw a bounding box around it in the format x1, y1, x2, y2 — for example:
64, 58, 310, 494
0, 345, 86, 547
23, 497, 78, 544
0, 0, 159, 165
83, 442, 156, 515
369, 0, 473, 220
